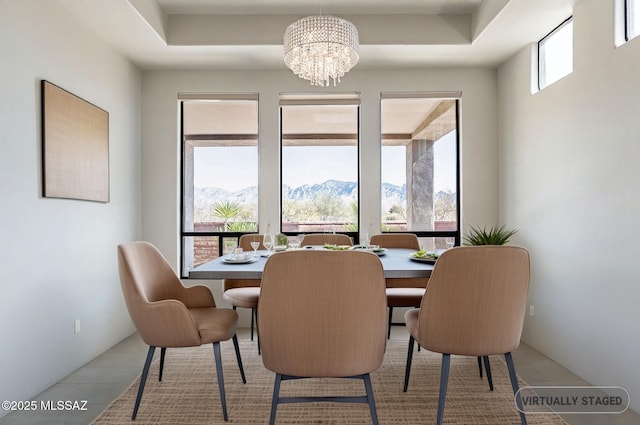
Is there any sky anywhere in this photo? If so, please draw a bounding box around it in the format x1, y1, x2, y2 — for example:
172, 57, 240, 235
194, 146, 258, 191
282, 145, 357, 187
193, 132, 457, 193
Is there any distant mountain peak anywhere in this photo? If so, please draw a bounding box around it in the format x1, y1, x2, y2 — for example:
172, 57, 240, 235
195, 180, 406, 206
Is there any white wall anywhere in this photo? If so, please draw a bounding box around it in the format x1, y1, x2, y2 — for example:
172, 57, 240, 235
141, 67, 499, 319
498, 0, 640, 411
0, 0, 141, 413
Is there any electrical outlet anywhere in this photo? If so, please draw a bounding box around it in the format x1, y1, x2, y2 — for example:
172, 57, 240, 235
529, 305, 535, 317
74, 319, 81, 333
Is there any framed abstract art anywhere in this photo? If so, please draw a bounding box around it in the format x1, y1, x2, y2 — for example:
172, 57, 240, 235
41, 80, 109, 202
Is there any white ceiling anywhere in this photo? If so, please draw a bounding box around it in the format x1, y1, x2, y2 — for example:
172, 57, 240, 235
157, 0, 486, 15
58, 0, 576, 71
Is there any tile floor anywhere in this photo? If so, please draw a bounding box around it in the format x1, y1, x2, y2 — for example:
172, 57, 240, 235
0, 328, 637, 425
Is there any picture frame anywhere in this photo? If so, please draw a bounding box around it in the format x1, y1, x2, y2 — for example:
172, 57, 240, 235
41, 80, 109, 202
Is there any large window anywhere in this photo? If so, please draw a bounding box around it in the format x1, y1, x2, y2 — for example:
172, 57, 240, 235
180, 95, 259, 276
380, 94, 460, 250
280, 95, 359, 239
538, 17, 573, 90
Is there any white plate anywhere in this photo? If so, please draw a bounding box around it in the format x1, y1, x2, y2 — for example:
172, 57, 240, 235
223, 257, 258, 264
350, 246, 387, 255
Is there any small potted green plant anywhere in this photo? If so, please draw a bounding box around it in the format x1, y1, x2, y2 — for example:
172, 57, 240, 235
464, 224, 518, 246
275, 233, 289, 251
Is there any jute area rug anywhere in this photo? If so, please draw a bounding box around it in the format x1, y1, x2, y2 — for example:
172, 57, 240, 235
92, 338, 566, 424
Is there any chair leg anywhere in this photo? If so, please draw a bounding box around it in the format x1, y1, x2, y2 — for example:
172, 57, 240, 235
505, 352, 528, 425
415, 304, 421, 352
269, 373, 283, 425
212, 342, 229, 421
232, 306, 241, 343
483, 355, 494, 391
159, 347, 167, 382
232, 334, 247, 384
403, 335, 416, 392
250, 308, 255, 341
477, 356, 483, 378
363, 373, 379, 425
256, 309, 261, 355
132, 346, 155, 420
387, 307, 394, 339
436, 354, 451, 425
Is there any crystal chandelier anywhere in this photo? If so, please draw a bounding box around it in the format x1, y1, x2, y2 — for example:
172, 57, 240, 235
283, 15, 359, 87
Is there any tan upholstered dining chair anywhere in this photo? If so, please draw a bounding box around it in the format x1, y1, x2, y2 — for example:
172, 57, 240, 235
117, 241, 246, 421
222, 234, 263, 351
403, 245, 530, 425
258, 250, 387, 425
369, 233, 427, 339
300, 233, 353, 247
373, 233, 491, 386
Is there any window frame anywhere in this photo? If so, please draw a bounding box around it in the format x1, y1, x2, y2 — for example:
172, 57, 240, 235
379, 93, 461, 247
537, 16, 574, 91
179, 94, 260, 278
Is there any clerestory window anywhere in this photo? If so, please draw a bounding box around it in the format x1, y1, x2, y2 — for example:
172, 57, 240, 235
538, 17, 574, 90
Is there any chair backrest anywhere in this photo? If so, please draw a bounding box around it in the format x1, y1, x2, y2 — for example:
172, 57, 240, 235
417, 245, 530, 356
258, 250, 387, 377
117, 241, 201, 347
238, 234, 265, 251
222, 234, 264, 291
370, 233, 426, 289
370, 233, 420, 250
300, 233, 353, 247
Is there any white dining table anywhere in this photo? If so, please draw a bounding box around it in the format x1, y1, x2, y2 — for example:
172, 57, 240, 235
188, 247, 434, 280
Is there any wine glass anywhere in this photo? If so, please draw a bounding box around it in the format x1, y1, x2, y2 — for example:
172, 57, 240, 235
250, 239, 260, 257
361, 233, 370, 249
263, 232, 274, 256
445, 237, 455, 249
224, 239, 237, 259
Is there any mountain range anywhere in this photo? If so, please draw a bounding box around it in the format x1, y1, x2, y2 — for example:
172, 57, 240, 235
194, 180, 407, 210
